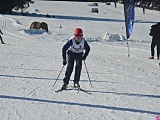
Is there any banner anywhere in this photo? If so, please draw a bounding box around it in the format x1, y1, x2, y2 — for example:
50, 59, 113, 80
124, 0, 135, 39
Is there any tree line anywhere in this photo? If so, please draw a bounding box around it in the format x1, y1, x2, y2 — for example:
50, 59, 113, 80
0, 0, 34, 14
45, 0, 160, 4
0, 0, 159, 14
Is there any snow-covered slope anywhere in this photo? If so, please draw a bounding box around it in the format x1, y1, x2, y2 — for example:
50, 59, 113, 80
0, 1, 160, 120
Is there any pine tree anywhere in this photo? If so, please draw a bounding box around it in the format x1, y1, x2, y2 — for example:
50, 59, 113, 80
0, 0, 34, 14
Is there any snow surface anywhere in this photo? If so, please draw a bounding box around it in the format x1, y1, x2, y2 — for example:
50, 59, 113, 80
0, 1, 160, 120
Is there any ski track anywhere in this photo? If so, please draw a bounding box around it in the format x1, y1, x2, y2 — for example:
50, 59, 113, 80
1, 19, 29, 41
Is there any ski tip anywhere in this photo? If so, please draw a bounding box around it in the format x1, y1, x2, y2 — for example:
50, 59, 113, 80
55, 89, 63, 93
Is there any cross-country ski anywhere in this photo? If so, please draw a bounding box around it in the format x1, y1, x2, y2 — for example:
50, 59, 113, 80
55, 87, 91, 94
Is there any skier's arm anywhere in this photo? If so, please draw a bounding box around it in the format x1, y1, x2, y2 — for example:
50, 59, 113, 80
83, 41, 90, 59
0, 30, 3, 35
62, 40, 72, 61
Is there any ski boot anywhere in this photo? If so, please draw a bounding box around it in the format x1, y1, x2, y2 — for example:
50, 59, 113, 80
74, 82, 80, 88
61, 83, 68, 90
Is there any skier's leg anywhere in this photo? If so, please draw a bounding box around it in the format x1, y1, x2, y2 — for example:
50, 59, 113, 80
0, 36, 5, 44
63, 54, 74, 84
150, 41, 156, 58
157, 44, 160, 59
74, 55, 82, 84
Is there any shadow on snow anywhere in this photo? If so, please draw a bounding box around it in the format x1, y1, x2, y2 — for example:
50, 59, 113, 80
0, 94, 159, 115
1, 74, 159, 99
87, 90, 160, 99
0, 74, 56, 81
11, 12, 157, 24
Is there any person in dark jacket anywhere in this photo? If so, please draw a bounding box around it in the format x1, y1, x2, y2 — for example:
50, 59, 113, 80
149, 22, 160, 59
61, 28, 90, 89
0, 29, 5, 44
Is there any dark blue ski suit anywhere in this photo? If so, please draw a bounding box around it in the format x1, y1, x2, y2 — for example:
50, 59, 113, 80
62, 36, 90, 85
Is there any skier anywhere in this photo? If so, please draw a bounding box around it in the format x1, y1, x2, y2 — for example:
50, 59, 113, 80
114, 1, 117, 8
142, 7, 145, 14
149, 22, 160, 59
61, 28, 90, 90
0, 29, 5, 44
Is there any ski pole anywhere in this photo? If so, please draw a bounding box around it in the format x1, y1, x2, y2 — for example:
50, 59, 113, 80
83, 60, 92, 87
52, 65, 65, 87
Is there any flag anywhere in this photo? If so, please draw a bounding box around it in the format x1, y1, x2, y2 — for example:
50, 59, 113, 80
124, 0, 135, 39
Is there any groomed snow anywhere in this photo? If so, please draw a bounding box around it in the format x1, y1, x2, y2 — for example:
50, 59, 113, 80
0, 1, 160, 120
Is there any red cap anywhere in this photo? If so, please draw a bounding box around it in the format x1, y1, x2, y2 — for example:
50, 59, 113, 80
74, 28, 83, 36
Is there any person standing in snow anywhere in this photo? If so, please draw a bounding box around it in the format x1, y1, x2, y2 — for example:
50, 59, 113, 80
149, 22, 160, 59
114, 1, 117, 8
61, 28, 90, 89
142, 7, 145, 14
0, 29, 5, 44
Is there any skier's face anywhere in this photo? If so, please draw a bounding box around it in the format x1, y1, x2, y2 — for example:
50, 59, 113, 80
75, 35, 82, 42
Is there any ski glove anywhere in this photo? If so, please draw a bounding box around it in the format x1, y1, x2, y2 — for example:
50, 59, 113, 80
63, 60, 67, 65
82, 55, 86, 60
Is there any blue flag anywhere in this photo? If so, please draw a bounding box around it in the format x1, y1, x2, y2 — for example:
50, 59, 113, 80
124, 0, 135, 39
